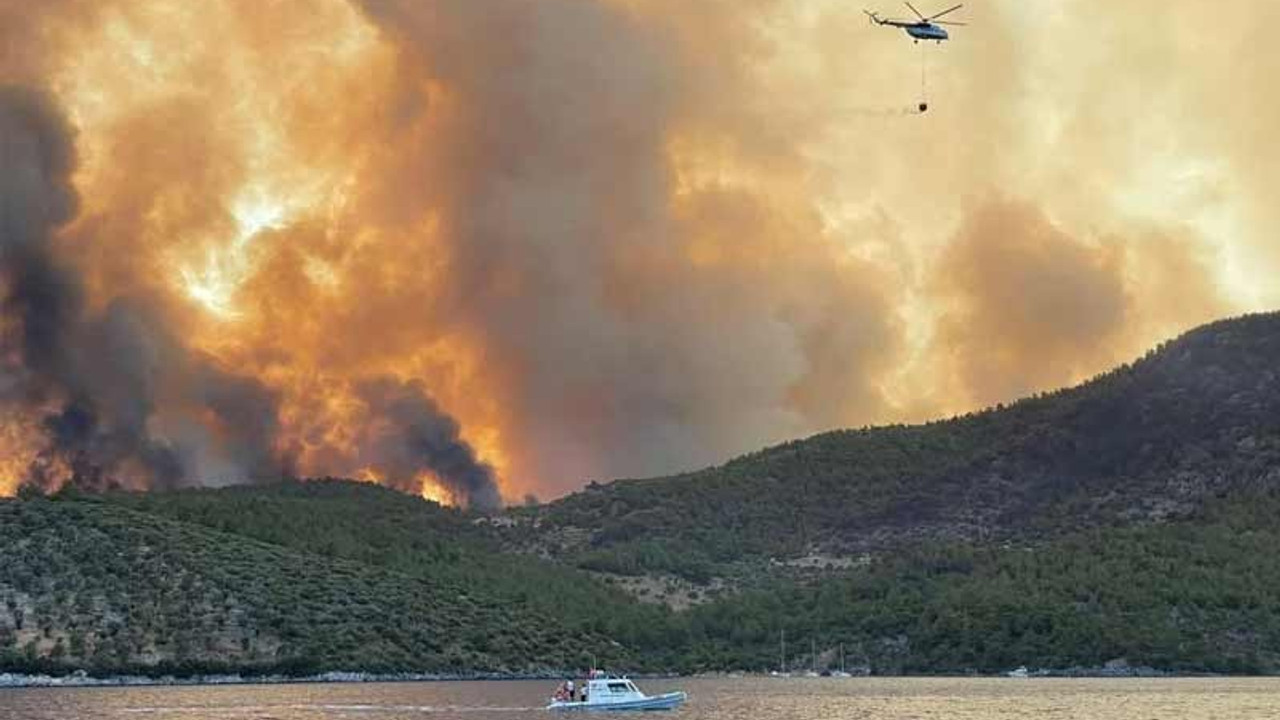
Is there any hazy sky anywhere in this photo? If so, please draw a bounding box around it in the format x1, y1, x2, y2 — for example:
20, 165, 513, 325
0, 0, 1271, 500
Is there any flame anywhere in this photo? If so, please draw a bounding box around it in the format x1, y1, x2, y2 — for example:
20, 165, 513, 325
0, 419, 42, 496
354, 468, 455, 508
419, 474, 457, 508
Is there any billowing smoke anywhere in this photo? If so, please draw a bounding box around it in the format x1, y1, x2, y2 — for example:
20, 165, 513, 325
0, 86, 274, 492
350, 378, 500, 511
0, 84, 499, 507
932, 200, 1130, 408
931, 199, 1231, 410
0, 0, 1270, 501
332, 0, 907, 492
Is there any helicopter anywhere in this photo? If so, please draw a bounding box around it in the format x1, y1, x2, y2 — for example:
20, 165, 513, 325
865, 3, 966, 43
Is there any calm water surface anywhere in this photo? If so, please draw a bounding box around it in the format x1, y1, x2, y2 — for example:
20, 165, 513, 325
1, 677, 1278, 720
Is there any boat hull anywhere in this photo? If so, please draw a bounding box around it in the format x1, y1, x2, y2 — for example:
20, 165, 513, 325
547, 691, 687, 711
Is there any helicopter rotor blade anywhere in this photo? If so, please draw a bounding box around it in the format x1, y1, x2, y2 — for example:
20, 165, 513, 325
904, 2, 927, 21
926, 4, 964, 21
933, 20, 966, 26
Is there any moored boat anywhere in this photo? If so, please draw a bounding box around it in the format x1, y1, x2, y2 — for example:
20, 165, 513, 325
830, 642, 854, 677
547, 674, 686, 712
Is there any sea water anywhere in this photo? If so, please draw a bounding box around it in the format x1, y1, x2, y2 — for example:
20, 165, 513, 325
1, 676, 1278, 719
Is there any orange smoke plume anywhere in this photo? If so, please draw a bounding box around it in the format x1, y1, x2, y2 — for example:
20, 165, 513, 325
0, 0, 1266, 502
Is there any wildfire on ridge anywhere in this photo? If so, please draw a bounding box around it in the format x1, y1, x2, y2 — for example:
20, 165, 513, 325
418, 474, 457, 508
0, 0, 512, 507
0, 0, 1259, 505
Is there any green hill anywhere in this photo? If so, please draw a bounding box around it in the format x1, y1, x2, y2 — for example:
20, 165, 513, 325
672, 488, 1280, 674
102, 480, 672, 662
4, 312, 1280, 677
0, 490, 638, 676
7, 481, 1280, 676
529, 312, 1280, 581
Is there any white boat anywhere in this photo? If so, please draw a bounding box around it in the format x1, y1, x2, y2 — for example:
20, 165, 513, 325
1006, 666, 1030, 678
547, 675, 687, 712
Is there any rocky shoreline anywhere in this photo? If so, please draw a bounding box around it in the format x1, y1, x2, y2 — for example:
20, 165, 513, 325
0, 670, 575, 689
0, 664, 1218, 689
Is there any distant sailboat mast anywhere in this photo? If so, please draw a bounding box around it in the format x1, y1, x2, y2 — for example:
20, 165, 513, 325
831, 641, 853, 677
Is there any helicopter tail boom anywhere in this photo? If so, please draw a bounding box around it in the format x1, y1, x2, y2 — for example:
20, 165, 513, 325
865, 10, 913, 27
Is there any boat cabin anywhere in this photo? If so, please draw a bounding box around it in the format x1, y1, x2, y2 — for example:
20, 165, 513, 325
584, 676, 645, 704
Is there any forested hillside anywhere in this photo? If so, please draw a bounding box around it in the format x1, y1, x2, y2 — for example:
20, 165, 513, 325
529, 313, 1280, 580
6, 483, 1280, 676
673, 489, 1280, 674
4, 313, 1280, 677
0, 493, 629, 676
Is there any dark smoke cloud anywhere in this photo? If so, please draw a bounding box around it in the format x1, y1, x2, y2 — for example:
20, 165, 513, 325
353, 377, 500, 511
0, 84, 283, 492
0, 84, 84, 416
0, 44, 513, 507
0, 87, 78, 246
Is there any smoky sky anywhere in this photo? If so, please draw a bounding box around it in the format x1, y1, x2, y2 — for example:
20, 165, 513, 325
0, 82, 499, 507
0, 0, 1266, 499
0, 85, 278, 492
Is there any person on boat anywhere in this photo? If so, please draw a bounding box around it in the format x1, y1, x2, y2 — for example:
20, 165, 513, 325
565, 679, 575, 702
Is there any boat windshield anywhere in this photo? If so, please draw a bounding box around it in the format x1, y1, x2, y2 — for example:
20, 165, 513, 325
606, 682, 637, 693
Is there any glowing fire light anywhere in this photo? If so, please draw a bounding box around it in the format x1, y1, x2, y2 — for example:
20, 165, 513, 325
420, 477, 456, 508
